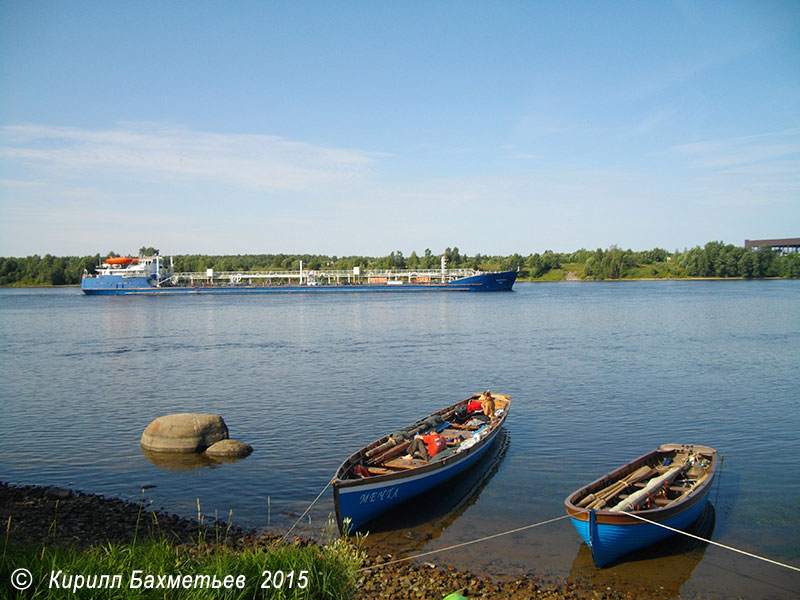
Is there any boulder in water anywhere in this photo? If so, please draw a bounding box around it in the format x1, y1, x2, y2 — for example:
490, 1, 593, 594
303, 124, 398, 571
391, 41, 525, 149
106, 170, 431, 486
205, 439, 253, 458
140, 413, 228, 453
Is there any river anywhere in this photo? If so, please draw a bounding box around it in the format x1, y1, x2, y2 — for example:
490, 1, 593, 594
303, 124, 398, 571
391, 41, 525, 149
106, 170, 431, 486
0, 281, 798, 598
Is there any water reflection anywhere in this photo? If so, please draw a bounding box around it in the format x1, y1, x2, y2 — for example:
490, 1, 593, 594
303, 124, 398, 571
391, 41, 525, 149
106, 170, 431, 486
567, 502, 716, 598
141, 448, 247, 471
361, 430, 510, 554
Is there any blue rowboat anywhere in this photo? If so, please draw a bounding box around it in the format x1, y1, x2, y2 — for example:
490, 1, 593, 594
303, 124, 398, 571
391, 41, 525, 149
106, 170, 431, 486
565, 444, 718, 567
333, 393, 510, 533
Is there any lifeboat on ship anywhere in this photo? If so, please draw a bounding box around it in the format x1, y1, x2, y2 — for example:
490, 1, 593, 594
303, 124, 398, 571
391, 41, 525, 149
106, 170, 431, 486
104, 257, 139, 265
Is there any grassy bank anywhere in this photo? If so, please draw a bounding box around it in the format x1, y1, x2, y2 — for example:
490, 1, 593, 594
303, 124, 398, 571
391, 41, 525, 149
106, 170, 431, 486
1, 534, 362, 599
0, 483, 363, 600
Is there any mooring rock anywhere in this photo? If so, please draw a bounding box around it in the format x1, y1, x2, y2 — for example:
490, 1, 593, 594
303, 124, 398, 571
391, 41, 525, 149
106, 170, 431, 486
205, 439, 253, 458
140, 414, 228, 453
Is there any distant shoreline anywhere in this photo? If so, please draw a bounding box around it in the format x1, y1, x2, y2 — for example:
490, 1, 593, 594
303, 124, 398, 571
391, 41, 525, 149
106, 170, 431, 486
519, 276, 794, 282
1, 276, 796, 290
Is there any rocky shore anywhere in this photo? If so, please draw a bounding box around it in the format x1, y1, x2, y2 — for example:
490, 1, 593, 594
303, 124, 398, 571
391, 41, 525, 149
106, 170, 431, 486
1, 482, 656, 599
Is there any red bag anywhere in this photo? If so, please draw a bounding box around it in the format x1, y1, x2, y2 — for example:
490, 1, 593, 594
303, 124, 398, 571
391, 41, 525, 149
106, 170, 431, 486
467, 400, 483, 413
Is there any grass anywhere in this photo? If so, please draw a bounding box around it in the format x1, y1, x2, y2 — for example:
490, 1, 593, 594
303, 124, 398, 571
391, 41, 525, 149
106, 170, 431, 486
1, 504, 364, 600
537, 269, 567, 281
520, 261, 694, 281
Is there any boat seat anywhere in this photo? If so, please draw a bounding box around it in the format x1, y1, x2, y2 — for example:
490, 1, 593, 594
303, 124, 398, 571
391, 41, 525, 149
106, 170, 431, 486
383, 457, 426, 470
366, 466, 393, 475
668, 485, 693, 492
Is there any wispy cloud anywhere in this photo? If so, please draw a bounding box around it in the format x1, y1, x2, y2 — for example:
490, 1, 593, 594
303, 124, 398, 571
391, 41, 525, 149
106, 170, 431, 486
628, 108, 678, 137
1, 123, 378, 192
617, 37, 766, 103
664, 128, 800, 169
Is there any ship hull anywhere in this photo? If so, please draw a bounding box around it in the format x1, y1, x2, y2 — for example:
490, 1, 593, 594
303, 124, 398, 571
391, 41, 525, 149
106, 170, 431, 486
81, 270, 517, 295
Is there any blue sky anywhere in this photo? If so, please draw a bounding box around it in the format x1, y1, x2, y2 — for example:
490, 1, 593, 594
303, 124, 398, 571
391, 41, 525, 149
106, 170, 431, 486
1, 1, 798, 257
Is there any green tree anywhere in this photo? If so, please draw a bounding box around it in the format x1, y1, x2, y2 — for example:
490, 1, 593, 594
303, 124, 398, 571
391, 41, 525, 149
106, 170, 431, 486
781, 254, 800, 277
738, 251, 757, 278
753, 247, 775, 277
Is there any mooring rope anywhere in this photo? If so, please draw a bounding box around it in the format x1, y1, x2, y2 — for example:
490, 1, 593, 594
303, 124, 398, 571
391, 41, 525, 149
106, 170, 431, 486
281, 462, 799, 577
356, 514, 570, 572
626, 512, 800, 573
279, 477, 335, 544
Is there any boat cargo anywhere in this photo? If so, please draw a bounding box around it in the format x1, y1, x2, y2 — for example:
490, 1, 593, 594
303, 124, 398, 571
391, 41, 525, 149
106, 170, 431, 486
565, 443, 718, 567
81, 255, 517, 295
333, 392, 510, 533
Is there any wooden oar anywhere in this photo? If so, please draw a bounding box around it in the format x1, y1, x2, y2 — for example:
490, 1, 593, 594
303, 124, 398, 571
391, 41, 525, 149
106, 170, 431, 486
367, 440, 411, 466
579, 465, 652, 508
366, 437, 396, 459
609, 461, 689, 512
366, 420, 435, 461
581, 465, 654, 510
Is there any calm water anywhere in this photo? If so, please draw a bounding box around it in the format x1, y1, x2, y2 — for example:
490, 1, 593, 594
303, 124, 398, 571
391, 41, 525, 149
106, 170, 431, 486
1, 281, 798, 598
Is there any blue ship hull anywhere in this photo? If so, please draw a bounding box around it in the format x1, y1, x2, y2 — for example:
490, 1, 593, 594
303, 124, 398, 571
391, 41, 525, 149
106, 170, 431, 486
565, 444, 717, 567
81, 270, 517, 295
333, 396, 510, 533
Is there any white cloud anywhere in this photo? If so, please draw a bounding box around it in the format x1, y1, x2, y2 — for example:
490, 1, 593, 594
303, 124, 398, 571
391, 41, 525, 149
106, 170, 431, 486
1, 123, 377, 192
2, 123, 797, 256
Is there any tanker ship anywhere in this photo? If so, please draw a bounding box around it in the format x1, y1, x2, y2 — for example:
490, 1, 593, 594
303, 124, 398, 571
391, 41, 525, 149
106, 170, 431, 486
81, 255, 517, 295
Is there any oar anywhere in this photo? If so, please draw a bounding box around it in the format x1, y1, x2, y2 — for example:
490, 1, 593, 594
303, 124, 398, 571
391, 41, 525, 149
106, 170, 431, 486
366, 421, 433, 460
609, 462, 688, 512
366, 437, 396, 459
367, 440, 411, 466
579, 465, 652, 508
581, 465, 654, 510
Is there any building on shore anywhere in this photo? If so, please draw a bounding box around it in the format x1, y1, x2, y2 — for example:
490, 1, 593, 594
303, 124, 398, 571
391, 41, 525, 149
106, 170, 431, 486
744, 238, 800, 255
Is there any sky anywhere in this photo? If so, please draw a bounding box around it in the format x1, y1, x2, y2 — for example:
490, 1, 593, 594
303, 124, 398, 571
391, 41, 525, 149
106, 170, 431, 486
1, 1, 798, 257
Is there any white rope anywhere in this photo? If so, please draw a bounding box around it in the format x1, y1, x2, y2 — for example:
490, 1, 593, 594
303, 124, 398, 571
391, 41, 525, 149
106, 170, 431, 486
280, 477, 335, 544
626, 512, 800, 573
357, 514, 570, 572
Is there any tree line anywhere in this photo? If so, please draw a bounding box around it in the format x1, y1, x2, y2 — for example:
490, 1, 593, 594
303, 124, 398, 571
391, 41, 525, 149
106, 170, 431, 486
1, 242, 798, 286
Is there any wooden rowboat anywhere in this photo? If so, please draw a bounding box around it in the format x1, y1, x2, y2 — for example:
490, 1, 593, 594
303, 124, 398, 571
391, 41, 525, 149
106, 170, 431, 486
564, 444, 717, 567
333, 393, 510, 533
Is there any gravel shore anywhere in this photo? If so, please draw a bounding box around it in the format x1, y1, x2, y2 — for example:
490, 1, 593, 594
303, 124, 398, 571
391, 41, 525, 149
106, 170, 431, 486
1, 482, 656, 599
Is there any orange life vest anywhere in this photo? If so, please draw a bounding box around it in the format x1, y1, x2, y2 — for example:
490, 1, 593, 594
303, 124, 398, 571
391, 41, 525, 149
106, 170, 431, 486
423, 433, 446, 457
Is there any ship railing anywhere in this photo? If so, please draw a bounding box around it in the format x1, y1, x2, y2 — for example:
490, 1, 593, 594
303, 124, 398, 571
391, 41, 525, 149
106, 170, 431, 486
170, 268, 477, 282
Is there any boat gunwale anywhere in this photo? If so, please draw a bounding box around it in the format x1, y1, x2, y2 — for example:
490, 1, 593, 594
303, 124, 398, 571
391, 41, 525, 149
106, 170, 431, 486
564, 443, 717, 526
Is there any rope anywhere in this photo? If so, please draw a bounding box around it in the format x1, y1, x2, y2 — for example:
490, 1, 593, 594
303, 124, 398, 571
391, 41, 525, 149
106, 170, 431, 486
356, 514, 569, 572
280, 477, 335, 544
626, 512, 800, 573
